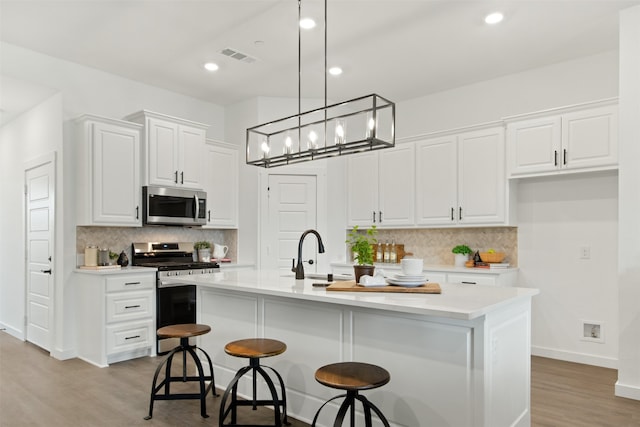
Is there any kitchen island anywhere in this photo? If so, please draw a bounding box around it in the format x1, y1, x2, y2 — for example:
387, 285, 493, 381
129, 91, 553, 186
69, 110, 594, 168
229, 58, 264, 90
164, 269, 538, 427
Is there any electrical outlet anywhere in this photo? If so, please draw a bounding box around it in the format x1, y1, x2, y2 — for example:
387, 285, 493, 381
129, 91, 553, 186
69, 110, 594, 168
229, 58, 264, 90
580, 246, 591, 259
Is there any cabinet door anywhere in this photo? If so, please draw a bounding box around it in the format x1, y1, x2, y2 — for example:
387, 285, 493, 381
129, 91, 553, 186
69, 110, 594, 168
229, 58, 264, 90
458, 127, 505, 224
91, 121, 141, 225
347, 151, 379, 227
562, 105, 618, 171
507, 116, 561, 177
415, 136, 457, 225
203, 143, 238, 228
179, 125, 205, 189
148, 118, 179, 186
378, 145, 415, 226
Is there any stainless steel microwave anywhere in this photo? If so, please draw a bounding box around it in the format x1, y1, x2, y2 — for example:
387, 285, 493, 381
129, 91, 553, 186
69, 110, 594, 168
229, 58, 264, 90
143, 186, 207, 226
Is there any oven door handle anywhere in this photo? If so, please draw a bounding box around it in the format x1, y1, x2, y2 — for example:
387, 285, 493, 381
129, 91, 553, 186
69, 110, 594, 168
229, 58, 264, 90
194, 194, 200, 221
158, 280, 194, 288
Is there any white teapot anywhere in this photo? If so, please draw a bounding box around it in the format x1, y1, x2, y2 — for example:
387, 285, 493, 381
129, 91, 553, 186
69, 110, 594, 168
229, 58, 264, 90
213, 243, 228, 260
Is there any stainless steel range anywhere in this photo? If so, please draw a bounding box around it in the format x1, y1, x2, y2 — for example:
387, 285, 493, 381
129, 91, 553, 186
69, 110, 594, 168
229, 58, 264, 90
132, 242, 219, 353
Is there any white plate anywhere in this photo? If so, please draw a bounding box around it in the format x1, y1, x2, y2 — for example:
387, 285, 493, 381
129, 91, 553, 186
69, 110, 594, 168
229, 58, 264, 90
386, 278, 426, 287
392, 274, 427, 282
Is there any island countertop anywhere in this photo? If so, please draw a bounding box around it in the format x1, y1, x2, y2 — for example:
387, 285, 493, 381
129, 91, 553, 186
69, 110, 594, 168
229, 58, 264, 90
162, 269, 538, 321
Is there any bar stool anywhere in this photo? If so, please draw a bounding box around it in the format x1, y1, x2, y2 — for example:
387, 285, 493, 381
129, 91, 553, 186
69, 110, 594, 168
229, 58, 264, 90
144, 324, 216, 420
312, 362, 391, 427
219, 338, 289, 426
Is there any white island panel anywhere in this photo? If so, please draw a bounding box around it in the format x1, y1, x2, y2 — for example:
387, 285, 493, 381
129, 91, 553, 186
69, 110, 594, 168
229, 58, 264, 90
181, 270, 537, 426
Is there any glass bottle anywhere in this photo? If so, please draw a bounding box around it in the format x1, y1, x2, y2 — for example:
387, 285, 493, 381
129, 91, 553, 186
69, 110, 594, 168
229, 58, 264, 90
384, 240, 390, 263
390, 240, 397, 263
376, 242, 383, 263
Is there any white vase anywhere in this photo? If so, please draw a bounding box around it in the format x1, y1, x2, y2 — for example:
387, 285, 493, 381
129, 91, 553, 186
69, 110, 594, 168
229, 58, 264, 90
454, 253, 468, 267
198, 248, 211, 262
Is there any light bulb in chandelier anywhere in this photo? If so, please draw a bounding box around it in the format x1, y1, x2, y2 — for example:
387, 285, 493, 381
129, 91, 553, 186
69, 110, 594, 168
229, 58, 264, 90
284, 134, 293, 155
335, 119, 346, 145
308, 130, 318, 150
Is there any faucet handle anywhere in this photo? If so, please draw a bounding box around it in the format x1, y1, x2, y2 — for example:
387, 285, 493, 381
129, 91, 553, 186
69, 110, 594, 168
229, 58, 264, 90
291, 258, 296, 272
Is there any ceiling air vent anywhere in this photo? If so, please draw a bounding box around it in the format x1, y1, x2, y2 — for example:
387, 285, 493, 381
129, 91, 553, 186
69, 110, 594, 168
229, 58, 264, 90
220, 47, 257, 64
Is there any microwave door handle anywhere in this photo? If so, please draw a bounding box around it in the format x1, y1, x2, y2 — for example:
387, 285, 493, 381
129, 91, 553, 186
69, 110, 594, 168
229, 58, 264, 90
194, 194, 199, 220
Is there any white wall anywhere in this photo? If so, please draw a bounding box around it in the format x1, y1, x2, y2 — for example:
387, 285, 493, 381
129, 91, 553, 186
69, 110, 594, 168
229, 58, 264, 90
0, 42, 226, 358
517, 171, 618, 367
616, 5, 640, 399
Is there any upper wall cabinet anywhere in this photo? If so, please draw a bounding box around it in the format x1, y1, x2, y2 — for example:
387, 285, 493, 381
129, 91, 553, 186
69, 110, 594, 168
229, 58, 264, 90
202, 140, 238, 228
347, 144, 415, 227
75, 115, 142, 226
506, 100, 618, 178
415, 126, 506, 226
126, 111, 208, 189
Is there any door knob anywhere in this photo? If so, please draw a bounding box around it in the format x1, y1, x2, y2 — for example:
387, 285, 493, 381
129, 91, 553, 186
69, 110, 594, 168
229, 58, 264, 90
41, 269, 52, 274
307, 259, 314, 265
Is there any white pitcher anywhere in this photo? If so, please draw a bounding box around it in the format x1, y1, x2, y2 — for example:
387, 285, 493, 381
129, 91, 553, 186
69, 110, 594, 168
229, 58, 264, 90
213, 243, 228, 260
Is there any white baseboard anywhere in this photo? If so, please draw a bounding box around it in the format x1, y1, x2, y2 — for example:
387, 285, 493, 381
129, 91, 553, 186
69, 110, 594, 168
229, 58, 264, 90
615, 382, 640, 401
0, 323, 24, 340
51, 347, 77, 361
532, 345, 618, 369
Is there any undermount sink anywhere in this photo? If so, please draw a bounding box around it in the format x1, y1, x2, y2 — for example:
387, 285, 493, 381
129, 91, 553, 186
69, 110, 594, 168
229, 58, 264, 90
282, 272, 353, 281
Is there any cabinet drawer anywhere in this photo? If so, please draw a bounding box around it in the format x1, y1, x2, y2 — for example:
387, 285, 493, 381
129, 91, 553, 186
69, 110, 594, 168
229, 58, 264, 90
447, 273, 497, 286
106, 291, 153, 323
423, 272, 447, 283
106, 321, 153, 355
106, 274, 154, 293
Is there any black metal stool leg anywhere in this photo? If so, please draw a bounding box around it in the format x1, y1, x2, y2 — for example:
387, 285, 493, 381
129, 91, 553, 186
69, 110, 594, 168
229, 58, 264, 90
333, 392, 355, 427
357, 394, 391, 427
311, 394, 347, 426
219, 365, 252, 426
264, 365, 289, 425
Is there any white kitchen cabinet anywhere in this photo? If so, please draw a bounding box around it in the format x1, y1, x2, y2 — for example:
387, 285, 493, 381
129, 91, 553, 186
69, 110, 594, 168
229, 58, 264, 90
202, 140, 238, 228
76, 270, 155, 367
416, 125, 506, 226
347, 144, 415, 227
126, 110, 208, 189
75, 115, 142, 226
507, 100, 618, 178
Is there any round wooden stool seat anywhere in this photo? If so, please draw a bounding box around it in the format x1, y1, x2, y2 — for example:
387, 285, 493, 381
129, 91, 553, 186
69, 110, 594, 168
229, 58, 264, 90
157, 323, 211, 339
224, 338, 286, 359
219, 338, 288, 426
312, 362, 391, 427
315, 362, 390, 391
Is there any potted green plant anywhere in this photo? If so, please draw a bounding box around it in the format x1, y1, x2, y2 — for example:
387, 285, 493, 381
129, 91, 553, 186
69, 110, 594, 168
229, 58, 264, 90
452, 244, 473, 267
346, 225, 378, 283
194, 241, 212, 262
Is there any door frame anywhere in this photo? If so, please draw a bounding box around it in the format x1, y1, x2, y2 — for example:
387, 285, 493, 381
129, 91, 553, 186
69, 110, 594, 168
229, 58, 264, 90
23, 151, 56, 352
258, 166, 327, 271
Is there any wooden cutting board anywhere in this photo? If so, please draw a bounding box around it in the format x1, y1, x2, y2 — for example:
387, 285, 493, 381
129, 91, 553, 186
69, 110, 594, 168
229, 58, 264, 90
326, 281, 441, 294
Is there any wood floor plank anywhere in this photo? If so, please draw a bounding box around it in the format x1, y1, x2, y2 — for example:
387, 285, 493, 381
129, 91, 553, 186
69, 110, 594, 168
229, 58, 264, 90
3, 332, 640, 426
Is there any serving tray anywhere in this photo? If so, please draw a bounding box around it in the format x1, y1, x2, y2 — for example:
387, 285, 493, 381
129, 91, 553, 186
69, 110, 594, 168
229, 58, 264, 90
326, 281, 441, 294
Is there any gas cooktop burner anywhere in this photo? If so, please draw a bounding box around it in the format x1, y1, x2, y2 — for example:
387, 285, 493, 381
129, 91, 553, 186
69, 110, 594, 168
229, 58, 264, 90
131, 242, 220, 272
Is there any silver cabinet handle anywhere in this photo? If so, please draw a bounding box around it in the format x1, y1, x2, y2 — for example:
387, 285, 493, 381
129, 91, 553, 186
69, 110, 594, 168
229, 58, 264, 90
180, 171, 184, 184
174, 171, 178, 183
124, 281, 141, 286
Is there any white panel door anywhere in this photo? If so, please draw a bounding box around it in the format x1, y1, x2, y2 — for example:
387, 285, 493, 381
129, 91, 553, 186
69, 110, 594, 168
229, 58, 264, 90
148, 118, 179, 186
378, 144, 415, 226
92, 121, 140, 225
458, 127, 505, 224
346, 151, 378, 226
261, 175, 317, 272
25, 159, 55, 351
507, 116, 561, 177
203, 143, 238, 228
415, 136, 457, 225
562, 105, 618, 170
178, 125, 205, 189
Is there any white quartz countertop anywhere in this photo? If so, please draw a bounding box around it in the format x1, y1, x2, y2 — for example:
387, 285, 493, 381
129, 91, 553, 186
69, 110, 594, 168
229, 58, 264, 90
74, 266, 157, 275
162, 269, 537, 320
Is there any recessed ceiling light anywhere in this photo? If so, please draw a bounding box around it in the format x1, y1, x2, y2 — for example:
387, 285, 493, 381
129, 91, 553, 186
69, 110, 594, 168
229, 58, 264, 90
485, 12, 504, 25
300, 18, 316, 29
204, 62, 219, 72
328, 67, 342, 76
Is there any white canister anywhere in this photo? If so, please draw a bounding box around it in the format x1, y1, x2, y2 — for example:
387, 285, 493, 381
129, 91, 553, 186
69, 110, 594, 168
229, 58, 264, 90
85, 246, 98, 266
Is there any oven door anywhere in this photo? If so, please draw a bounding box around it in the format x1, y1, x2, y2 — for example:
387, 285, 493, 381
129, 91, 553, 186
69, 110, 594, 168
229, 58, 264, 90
156, 284, 196, 354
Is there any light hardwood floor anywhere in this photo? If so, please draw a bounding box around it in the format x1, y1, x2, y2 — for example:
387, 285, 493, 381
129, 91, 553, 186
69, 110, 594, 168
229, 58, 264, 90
2, 331, 640, 426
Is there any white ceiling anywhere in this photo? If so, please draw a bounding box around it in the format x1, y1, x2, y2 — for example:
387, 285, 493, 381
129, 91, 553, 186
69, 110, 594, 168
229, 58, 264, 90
1, 0, 639, 123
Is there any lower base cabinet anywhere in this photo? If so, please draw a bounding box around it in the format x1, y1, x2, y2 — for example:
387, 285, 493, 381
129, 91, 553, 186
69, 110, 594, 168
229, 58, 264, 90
75, 270, 156, 367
